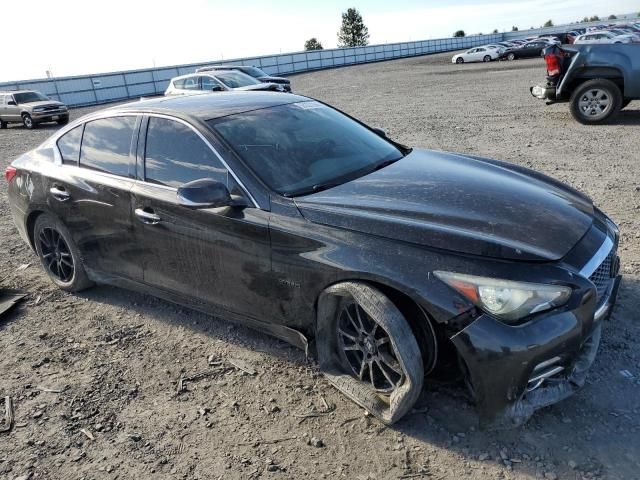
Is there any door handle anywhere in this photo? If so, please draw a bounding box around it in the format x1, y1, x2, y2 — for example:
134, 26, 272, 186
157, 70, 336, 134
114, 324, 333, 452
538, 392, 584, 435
49, 186, 70, 201
135, 207, 161, 225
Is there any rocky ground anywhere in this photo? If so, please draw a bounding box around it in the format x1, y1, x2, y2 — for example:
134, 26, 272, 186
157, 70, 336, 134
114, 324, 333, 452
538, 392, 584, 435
1, 52, 639, 480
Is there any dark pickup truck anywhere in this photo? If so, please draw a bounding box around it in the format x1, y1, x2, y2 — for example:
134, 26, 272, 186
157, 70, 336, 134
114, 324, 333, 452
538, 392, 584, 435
531, 44, 640, 124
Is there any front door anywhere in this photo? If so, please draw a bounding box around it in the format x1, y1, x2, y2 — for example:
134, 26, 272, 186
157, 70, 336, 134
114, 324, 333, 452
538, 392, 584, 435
131, 115, 274, 320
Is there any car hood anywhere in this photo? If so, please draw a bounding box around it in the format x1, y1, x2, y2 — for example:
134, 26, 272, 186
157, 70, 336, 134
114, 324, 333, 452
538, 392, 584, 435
257, 75, 290, 85
234, 83, 283, 92
294, 149, 594, 261
24, 100, 65, 108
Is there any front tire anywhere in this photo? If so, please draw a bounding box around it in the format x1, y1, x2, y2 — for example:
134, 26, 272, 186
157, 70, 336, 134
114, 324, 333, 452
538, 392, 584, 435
507, 52, 516, 61
22, 114, 35, 129
33, 214, 93, 292
57, 116, 69, 126
316, 282, 424, 424
570, 79, 622, 125
456, 57, 464, 64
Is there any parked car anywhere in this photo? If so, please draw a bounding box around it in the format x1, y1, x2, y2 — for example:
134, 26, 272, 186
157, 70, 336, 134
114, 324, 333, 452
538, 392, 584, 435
537, 35, 561, 44
499, 41, 548, 61
451, 46, 499, 64
0, 90, 69, 130
483, 44, 506, 54
165, 71, 286, 96
531, 43, 639, 124
574, 31, 633, 44
6, 92, 621, 428
196, 65, 291, 92
606, 28, 640, 42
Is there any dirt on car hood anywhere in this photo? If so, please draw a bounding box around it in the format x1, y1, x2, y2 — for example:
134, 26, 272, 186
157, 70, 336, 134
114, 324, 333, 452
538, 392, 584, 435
295, 149, 594, 261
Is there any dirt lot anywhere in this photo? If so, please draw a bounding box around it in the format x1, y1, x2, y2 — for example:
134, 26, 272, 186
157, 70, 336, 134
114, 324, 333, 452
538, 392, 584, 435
1, 51, 639, 480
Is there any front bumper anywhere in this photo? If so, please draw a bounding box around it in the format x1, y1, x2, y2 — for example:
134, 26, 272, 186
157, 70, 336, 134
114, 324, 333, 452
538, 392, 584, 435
31, 111, 68, 123
452, 274, 621, 429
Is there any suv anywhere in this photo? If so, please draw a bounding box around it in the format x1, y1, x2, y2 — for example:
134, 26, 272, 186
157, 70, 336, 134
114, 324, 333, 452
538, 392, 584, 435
165, 71, 286, 96
195, 65, 291, 92
0, 90, 69, 129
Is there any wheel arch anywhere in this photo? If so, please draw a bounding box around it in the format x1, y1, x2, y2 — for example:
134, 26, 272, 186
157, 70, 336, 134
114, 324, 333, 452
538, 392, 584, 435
26, 209, 46, 251
564, 67, 625, 97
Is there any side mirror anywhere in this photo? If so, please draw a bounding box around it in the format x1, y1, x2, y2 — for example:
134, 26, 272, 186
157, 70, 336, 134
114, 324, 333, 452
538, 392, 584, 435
177, 178, 232, 209
372, 127, 387, 138
7, 100, 17, 106
211, 85, 224, 92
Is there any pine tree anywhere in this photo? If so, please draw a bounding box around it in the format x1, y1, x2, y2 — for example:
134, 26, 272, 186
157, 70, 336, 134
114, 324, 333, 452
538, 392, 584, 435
337, 8, 370, 47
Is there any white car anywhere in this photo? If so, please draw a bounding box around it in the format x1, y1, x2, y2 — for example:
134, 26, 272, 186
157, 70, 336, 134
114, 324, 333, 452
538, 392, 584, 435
452, 47, 499, 64
574, 31, 633, 44
164, 71, 285, 96
483, 44, 506, 54
538, 36, 561, 45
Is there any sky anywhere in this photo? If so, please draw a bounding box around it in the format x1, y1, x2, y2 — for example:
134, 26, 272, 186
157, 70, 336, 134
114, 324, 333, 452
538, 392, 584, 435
0, 0, 636, 82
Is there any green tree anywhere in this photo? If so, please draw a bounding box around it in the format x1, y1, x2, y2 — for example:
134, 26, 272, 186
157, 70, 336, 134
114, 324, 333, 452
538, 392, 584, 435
304, 38, 324, 50
511, 26, 519, 31
337, 8, 370, 47
453, 30, 465, 37
608, 14, 617, 20
589, 15, 600, 21
581, 16, 589, 22
543, 19, 554, 27
492, 28, 499, 33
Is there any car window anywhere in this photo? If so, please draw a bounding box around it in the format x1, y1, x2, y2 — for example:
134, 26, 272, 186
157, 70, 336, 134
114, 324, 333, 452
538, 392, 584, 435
144, 117, 227, 188
477, 48, 486, 52
57, 125, 84, 165
80, 116, 137, 177
208, 101, 404, 196
201, 76, 221, 90
173, 79, 185, 89
182, 77, 199, 90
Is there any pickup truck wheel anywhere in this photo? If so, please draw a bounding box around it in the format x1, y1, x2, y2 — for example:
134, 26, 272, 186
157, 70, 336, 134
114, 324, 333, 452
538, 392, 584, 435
22, 114, 35, 129
570, 79, 622, 125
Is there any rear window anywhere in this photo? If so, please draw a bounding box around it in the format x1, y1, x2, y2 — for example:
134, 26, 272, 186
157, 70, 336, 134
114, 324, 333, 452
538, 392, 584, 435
57, 125, 84, 165
80, 116, 137, 177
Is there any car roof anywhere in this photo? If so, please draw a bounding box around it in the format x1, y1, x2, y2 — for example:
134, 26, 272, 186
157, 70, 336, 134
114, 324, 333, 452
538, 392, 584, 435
173, 70, 241, 80
112, 91, 310, 121
0, 90, 36, 94
199, 65, 256, 70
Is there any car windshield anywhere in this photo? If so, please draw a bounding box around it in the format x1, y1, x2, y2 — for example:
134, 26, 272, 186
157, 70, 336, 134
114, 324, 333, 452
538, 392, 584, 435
14, 91, 49, 103
239, 66, 267, 78
208, 101, 405, 196
215, 71, 260, 88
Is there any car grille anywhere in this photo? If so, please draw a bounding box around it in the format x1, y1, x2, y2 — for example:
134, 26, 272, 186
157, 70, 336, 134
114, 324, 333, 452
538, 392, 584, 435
589, 249, 615, 306
41, 105, 62, 112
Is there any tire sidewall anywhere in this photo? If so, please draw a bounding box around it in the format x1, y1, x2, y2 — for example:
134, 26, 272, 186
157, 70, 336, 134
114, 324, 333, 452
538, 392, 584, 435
507, 53, 515, 61
570, 79, 622, 125
22, 114, 34, 129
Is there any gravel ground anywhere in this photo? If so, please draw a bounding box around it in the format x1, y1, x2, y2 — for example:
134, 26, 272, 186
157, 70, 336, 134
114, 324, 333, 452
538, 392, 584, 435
1, 51, 639, 480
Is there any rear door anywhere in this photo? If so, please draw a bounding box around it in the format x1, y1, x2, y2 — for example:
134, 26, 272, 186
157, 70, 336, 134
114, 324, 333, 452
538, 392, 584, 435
131, 115, 274, 319
46, 115, 142, 281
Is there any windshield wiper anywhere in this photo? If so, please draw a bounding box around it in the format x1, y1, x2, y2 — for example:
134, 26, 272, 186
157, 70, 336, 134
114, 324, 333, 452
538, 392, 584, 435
370, 157, 402, 173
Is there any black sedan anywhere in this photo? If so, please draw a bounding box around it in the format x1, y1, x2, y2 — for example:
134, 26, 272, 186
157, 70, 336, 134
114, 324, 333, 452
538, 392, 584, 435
6, 92, 621, 428
196, 65, 292, 92
500, 40, 549, 61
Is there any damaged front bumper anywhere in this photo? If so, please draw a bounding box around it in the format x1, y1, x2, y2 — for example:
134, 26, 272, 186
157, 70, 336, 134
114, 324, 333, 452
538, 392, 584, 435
452, 274, 621, 430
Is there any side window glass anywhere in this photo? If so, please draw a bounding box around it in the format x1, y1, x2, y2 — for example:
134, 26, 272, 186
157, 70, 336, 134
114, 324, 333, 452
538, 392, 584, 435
183, 77, 199, 90
57, 125, 84, 165
173, 79, 185, 89
145, 117, 227, 188
80, 116, 136, 177
201, 76, 220, 90
144, 117, 227, 188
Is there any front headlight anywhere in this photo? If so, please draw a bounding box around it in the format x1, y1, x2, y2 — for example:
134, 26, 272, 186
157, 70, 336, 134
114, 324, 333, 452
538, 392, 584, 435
434, 271, 572, 324
32, 107, 45, 112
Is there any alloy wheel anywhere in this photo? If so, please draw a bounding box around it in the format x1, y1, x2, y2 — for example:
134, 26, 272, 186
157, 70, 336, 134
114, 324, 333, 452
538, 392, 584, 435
578, 89, 612, 120
23, 115, 33, 129
38, 227, 74, 283
337, 300, 405, 393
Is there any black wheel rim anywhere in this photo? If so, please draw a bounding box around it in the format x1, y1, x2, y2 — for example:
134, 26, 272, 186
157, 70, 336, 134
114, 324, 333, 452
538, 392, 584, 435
337, 300, 404, 394
39, 227, 74, 282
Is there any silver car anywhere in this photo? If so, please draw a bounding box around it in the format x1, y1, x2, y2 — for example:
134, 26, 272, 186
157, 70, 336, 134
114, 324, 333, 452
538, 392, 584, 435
165, 71, 285, 96
0, 90, 69, 129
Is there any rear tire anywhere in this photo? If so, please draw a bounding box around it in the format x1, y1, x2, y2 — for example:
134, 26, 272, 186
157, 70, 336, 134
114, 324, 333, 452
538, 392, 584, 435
483, 55, 491, 62
33, 213, 93, 292
570, 79, 622, 125
22, 114, 35, 129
